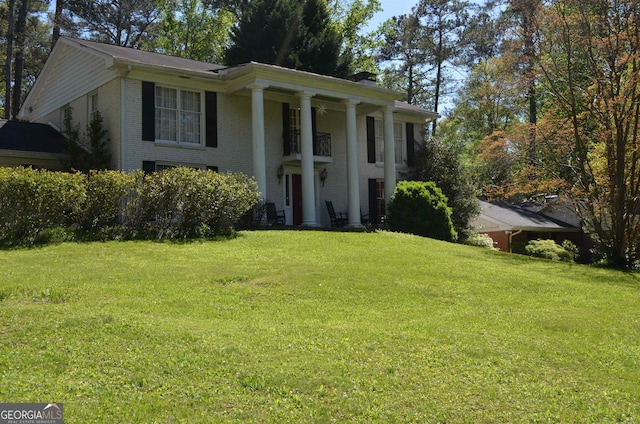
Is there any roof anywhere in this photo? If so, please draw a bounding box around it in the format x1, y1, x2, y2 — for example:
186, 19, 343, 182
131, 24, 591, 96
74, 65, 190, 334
70, 37, 227, 74
0, 120, 66, 154
475, 200, 579, 232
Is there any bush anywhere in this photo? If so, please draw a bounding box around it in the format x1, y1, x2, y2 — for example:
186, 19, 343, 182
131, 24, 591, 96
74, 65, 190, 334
127, 168, 260, 239
524, 239, 574, 262
387, 181, 458, 242
0, 167, 260, 245
0, 167, 85, 245
465, 233, 498, 250
79, 170, 141, 236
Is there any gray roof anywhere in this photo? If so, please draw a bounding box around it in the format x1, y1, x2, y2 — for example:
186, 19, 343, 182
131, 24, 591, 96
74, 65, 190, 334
479, 200, 578, 231
69, 37, 226, 74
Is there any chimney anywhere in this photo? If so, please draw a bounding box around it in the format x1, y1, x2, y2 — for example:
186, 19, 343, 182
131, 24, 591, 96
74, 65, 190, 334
347, 72, 377, 87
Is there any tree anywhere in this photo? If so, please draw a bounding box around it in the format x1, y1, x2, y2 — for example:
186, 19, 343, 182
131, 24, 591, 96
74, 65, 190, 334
404, 136, 479, 241
152, 0, 234, 63
505, 0, 543, 166
537, 0, 640, 269
3, 0, 50, 119
378, 13, 432, 107
224, 0, 350, 77
415, 0, 471, 134
66, 0, 168, 47
328, 0, 382, 73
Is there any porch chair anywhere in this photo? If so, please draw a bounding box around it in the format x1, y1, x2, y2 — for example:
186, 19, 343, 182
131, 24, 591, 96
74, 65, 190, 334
325, 200, 347, 227
265, 202, 285, 225
360, 209, 370, 225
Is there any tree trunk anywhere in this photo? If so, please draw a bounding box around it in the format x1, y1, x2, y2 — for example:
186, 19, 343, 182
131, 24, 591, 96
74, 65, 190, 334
11, 0, 29, 120
52, 0, 64, 49
4, 0, 16, 120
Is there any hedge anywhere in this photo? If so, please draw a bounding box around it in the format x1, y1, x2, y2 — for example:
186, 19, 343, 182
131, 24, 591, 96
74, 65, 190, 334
0, 167, 260, 245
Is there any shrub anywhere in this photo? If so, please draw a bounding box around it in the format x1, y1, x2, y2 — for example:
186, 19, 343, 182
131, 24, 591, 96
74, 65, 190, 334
0, 167, 86, 245
465, 233, 498, 250
127, 168, 260, 239
387, 181, 458, 242
524, 239, 574, 262
78, 170, 142, 237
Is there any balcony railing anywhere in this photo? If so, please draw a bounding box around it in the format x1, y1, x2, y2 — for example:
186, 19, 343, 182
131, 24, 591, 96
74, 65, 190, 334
286, 130, 332, 157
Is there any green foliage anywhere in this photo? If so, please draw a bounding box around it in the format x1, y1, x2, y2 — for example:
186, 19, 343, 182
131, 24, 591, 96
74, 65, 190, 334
62, 108, 112, 172
78, 170, 142, 235
151, 0, 234, 63
130, 168, 260, 238
0, 167, 260, 245
0, 167, 85, 245
524, 239, 574, 262
387, 180, 458, 242
224, 0, 350, 76
405, 137, 479, 242
465, 232, 497, 250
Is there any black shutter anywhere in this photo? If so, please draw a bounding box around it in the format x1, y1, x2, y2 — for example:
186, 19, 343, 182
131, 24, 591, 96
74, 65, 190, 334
205, 91, 218, 148
142, 160, 156, 174
368, 178, 378, 225
282, 103, 290, 156
142, 81, 155, 141
366, 116, 375, 163
406, 122, 415, 167
206, 166, 218, 172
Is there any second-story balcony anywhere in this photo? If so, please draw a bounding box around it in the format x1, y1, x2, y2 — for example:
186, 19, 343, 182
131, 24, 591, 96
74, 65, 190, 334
282, 130, 332, 164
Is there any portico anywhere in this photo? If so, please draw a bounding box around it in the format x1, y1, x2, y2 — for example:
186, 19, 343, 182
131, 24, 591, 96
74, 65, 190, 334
244, 70, 402, 227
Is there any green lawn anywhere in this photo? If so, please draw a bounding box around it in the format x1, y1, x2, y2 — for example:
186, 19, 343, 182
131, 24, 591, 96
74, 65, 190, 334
0, 231, 638, 423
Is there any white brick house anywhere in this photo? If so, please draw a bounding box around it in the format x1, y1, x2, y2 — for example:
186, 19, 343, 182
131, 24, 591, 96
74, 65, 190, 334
19, 37, 438, 227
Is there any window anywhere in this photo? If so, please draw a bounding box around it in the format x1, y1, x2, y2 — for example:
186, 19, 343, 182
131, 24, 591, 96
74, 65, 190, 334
376, 179, 386, 219
62, 106, 72, 125
154, 86, 202, 144
374, 119, 406, 165
89, 92, 99, 122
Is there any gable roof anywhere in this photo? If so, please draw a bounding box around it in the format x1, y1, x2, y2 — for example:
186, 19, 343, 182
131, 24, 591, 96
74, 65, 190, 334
0, 120, 66, 154
69, 37, 227, 75
474, 200, 579, 232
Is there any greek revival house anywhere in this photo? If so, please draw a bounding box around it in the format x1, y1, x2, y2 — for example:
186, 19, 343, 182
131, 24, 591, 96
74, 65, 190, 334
19, 37, 438, 227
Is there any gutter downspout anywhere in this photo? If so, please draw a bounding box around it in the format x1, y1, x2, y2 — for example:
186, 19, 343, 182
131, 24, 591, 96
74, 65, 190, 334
120, 65, 131, 171
508, 229, 523, 253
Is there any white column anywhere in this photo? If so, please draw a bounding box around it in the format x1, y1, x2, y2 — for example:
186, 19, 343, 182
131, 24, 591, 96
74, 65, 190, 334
383, 106, 396, 203
298, 91, 318, 227
344, 99, 362, 228
250, 84, 267, 200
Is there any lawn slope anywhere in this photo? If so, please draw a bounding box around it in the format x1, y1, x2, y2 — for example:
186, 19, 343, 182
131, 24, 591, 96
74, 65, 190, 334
0, 231, 638, 423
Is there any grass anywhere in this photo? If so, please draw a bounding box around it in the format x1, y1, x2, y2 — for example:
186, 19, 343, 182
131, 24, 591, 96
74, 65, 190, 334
0, 230, 638, 423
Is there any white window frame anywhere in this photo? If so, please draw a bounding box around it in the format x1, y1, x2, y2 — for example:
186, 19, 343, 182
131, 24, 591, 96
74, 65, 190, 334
89, 92, 99, 122
154, 85, 204, 147
375, 119, 406, 166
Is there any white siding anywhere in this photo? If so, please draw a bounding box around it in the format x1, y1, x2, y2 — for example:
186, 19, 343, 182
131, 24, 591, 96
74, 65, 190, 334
27, 44, 118, 122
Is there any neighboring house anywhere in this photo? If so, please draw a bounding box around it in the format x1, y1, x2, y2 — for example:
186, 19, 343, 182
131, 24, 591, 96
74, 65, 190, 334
19, 37, 438, 227
0, 119, 67, 170
471, 200, 584, 252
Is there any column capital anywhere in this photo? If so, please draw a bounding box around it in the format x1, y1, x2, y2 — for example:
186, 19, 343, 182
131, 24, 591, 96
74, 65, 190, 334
342, 99, 360, 107
248, 83, 268, 91
296, 90, 316, 99
382, 105, 395, 113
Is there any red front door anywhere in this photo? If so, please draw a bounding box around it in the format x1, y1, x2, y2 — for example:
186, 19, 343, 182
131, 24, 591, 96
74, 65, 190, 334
292, 174, 303, 225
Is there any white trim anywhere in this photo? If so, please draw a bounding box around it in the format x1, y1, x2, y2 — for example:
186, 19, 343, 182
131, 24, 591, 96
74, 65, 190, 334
153, 84, 205, 147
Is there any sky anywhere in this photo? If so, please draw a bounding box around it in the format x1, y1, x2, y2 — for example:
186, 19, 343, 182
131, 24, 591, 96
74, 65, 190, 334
367, 0, 418, 30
